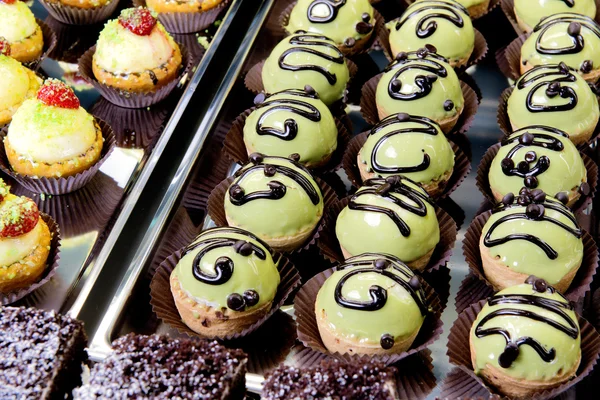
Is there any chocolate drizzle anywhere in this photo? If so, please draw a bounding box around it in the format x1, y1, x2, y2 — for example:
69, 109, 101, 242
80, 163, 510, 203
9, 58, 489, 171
560, 0, 576, 7
307, 0, 346, 23
395, 0, 467, 38
516, 64, 579, 113
533, 14, 600, 58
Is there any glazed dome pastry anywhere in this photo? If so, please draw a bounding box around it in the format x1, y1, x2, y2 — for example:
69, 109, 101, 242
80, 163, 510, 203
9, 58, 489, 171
315, 253, 430, 355
388, 0, 475, 68
520, 13, 600, 82
262, 32, 351, 106
454, 0, 490, 18
358, 113, 455, 196
375, 47, 464, 132
170, 227, 280, 337
285, 0, 375, 56
146, 0, 223, 14
470, 278, 581, 398
336, 176, 440, 270
479, 189, 584, 293
514, 0, 596, 33
245, 87, 338, 169
506, 63, 599, 146
489, 126, 587, 207
93, 7, 182, 94
0, 0, 43, 63
5, 79, 104, 179
224, 153, 324, 252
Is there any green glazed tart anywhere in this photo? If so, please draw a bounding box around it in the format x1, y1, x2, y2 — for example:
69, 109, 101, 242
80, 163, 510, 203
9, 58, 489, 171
489, 126, 587, 207
170, 227, 280, 337
315, 253, 430, 355
454, 0, 490, 18
262, 32, 351, 106
244, 87, 338, 169
506, 62, 599, 146
224, 153, 324, 252
514, 0, 596, 33
375, 47, 464, 132
521, 13, 600, 81
358, 113, 455, 197
335, 176, 440, 270
470, 278, 581, 398
479, 189, 584, 292
285, 0, 375, 56
388, 0, 475, 68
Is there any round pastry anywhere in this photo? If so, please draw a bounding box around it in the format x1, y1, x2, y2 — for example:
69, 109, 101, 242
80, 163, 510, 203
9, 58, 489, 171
480, 189, 584, 293
146, 0, 223, 13
224, 153, 324, 252
0, 49, 42, 126
375, 47, 464, 132
5, 79, 104, 179
470, 278, 581, 398
315, 253, 429, 355
0, 0, 43, 63
262, 32, 351, 106
47, 0, 111, 9
506, 62, 599, 146
245, 87, 338, 169
489, 126, 587, 207
514, 0, 596, 33
358, 113, 455, 196
521, 13, 600, 82
285, 0, 375, 56
93, 7, 182, 94
170, 226, 280, 337
335, 176, 440, 270
454, 0, 490, 18
388, 0, 475, 68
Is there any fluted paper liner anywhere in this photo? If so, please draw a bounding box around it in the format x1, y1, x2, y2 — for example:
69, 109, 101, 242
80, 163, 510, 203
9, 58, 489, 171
496, 35, 527, 82
404, 0, 501, 20
22, 19, 57, 72
1, 213, 61, 305
0, 118, 116, 195
294, 267, 444, 366
422, 265, 452, 313
455, 273, 495, 315
39, 0, 120, 25
181, 151, 232, 213
440, 367, 503, 400
44, 16, 99, 63
78, 43, 193, 109
447, 300, 600, 400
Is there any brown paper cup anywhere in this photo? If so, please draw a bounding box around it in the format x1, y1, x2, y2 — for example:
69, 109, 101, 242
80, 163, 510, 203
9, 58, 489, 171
22, 19, 57, 72
422, 265, 452, 313
78, 43, 193, 109
440, 367, 503, 400
447, 299, 600, 400
455, 273, 495, 315
0, 118, 116, 195
404, 0, 501, 20
295, 267, 444, 366
496, 35, 527, 82
45, 16, 100, 64
181, 151, 233, 214
39, 0, 120, 25
0, 213, 61, 305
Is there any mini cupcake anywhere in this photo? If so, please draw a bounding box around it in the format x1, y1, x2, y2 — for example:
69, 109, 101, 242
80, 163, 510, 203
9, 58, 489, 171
489, 126, 587, 206
455, 0, 490, 18
285, 0, 375, 56
358, 113, 455, 196
480, 190, 583, 293
315, 253, 430, 355
470, 278, 581, 398
0, 0, 43, 63
506, 63, 599, 146
521, 13, 600, 82
261, 32, 351, 106
375, 47, 464, 132
170, 227, 280, 338
388, 0, 475, 68
336, 177, 440, 270
146, 0, 224, 14
224, 153, 324, 252
5, 79, 104, 179
514, 0, 596, 33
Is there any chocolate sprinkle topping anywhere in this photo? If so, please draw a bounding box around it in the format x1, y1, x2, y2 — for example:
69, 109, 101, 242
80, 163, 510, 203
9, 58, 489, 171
380, 334, 395, 350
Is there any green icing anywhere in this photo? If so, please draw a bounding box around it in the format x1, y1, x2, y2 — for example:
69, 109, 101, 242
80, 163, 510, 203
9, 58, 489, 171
262, 33, 350, 106
515, 0, 596, 30
454, 0, 487, 7
471, 284, 581, 381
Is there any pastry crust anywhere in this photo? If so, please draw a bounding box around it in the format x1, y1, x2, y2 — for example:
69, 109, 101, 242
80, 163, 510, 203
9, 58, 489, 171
520, 59, 600, 84
5, 121, 104, 178
377, 105, 463, 134
466, 0, 490, 19
146, 0, 223, 13
448, 49, 472, 69
9, 25, 44, 64
0, 218, 51, 293
51, 0, 111, 9
0, 68, 42, 126
491, 186, 582, 209
341, 244, 435, 272
510, 121, 593, 147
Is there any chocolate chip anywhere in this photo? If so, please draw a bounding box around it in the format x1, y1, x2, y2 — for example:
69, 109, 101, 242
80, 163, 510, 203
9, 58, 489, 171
395, 51, 408, 61
243, 290, 259, 307
443, 100, 454, 111
416, 47, 429, 58
356, 21, 373, 34
517, 161, 529, 173
524, 151, 537, 163
531, 189, 546, 203
385, 175, 402, 186
579, 182, 591, 196
501, 158, 514, 172
233, 240, 247, 254
498, 342, 519, 368
517, 194, 531, 206
519, 132, 534, 145
344, 37, 356, 47
390, 79, 402, 92
229, 184, 244, 200
289, 153, 301, 162
559, 61, 570, 73
501, 193, 515, 205
555, 191, 569, 204
526, 203, 544, 219
568, 22, 581, 36
581, 60, 593, 73
238, 242, 254, 256
396, 112, 410, 122
380, 334, 395, 350
519, 187, 530, 196
249, 153, 264, 164
374, 259, 388, 270
253, 93, 266, 106
304, 85, 316, 95
531, 277, 548, 293
264, 164, 276, 177
268, 181, 286, 197
361, 12, 371, 22
524, 176, 538, 188
424, 44, 437, 53
227, 293, 245, 311
546, 82, 560, 97
408, 276, 421, 290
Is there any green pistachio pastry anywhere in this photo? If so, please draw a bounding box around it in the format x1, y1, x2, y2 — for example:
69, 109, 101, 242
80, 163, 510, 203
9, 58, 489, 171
455, 0, 487, 7
514, 0, 596, 32
173, 227, 280, 312
388, 0, 475, 66
262, 32, 350, 106
244, 87, 338, 168
335, 177, 440, 267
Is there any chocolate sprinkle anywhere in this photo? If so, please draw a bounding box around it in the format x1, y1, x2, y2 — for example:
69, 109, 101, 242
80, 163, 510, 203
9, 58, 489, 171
380, 334, 395, 350
344, 37, 356, 47
356, 21, 373, 34
581, 60, 593, 73
227, 293, 245, 311
502, 192, 515, 205
443, 99, 454, 111
555, 191, 570, 204
361, 12, 371, 22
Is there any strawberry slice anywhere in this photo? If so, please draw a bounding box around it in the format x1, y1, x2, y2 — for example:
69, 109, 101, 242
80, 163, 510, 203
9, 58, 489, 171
0, 37, 10, 56
0, 0, 17, 4
0, 197, 39, 238
118, 7, 157, 36
37, 79, 80, 109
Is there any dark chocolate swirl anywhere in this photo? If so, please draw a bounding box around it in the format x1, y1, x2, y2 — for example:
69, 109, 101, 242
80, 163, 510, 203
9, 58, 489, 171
533, 14, 600, 56
516, 63, 579, 113
559, 0, 576, 7
395, 0, 468, 38
307, 0, 346, 23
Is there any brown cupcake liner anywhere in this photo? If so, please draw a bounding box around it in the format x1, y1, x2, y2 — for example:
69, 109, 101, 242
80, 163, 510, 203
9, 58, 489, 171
404, 0, 501, 20
455, 273, 495, 315
172, 33, 207, 65
0, 118, 116, 195
21, 19, 57, 72
440, 367, 503, 400
294, 266, 444, 366
447, 299, 600, 400
422, 265, 451, 313
39, 0, 121, 26
475, 142, 598, 214
78, 43, 193, 109
438, 196, 467, 230
496, 34, 527, 82
44, 16, 101, 64
591, 288, 600, 331
317, 196, 457, 274
462, 210, 599, 302
342, 132, 471, 198
0, 213, 61, 305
